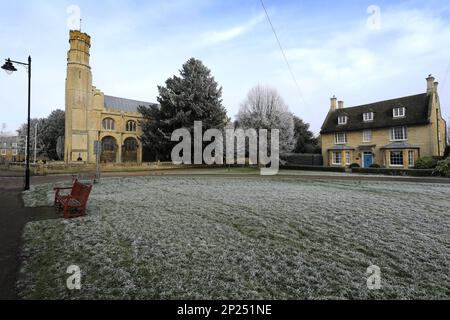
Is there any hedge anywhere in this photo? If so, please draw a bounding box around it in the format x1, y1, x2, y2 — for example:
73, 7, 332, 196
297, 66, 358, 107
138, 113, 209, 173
280, 165, 346, 173
281, 153, 323, 166
351, 167, 435, 177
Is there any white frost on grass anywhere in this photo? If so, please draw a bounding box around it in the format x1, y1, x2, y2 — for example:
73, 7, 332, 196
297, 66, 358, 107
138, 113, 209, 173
17, 176, 450, 299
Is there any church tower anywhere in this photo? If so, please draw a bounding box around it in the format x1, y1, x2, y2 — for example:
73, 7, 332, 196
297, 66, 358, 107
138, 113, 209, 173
64, 30, 93, 163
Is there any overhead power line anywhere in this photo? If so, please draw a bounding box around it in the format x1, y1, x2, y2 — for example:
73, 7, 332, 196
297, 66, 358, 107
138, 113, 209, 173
260, 0, 308, 108
441, 61, 450, 91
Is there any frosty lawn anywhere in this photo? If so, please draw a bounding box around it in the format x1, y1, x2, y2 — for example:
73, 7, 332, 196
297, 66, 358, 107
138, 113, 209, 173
18, 176, 450, 299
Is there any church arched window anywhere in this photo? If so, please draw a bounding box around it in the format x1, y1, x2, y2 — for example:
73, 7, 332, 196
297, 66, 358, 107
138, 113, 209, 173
126, 120, 137, 132
102, 136, 117, 151
102, 118, 115, 130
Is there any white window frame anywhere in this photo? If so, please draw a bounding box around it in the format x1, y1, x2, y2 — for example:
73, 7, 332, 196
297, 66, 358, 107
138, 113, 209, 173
12, 149, 18, 156
363, 130, 372, 143
102, 118, 115, 131
389, 150, 404, 167
335, 132, 347, 144
390, 126, 407, 141
338, 116, 347, 125
12, 143, 18, 148
363, 112, 374, 122
345, 151, 351, 165
332, 151, 342, 165
393, 107, 406, 118
1, 149, 6, 156
408, 151, 415, 167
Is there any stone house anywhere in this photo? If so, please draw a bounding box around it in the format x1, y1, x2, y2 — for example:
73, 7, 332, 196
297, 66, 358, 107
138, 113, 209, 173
0, 136, 24, 163
320, 75, 447, 168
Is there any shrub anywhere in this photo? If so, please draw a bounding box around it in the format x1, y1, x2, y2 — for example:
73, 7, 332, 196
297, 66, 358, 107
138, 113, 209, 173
349, 163, 360, 168
370, 164, 381, 168
415, 157, 437, 169
351, 167, 434, 177
434, 157, 450, 177
280, 165, 346, 173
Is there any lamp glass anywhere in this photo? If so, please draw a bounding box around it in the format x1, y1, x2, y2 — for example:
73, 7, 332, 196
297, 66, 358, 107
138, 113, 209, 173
2, 60, 17, 74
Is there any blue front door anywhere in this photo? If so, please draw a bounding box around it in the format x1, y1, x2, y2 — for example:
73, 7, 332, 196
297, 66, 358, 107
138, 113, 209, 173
363, 152, 373, 168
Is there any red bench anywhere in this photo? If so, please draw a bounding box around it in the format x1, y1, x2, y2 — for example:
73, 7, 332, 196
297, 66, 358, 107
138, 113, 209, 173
54, 179, 93, 218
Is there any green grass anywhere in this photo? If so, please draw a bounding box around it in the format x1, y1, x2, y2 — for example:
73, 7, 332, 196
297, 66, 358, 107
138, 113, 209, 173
18, 176, 450, 299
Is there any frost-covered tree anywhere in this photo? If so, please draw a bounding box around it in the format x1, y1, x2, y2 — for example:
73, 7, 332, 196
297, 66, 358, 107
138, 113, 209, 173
236, 85, 295, 153
17, 118, 44, 157
0, 123, 6, 136
17, 109, 65, 160
139, 58, 228, 161
40, 110, 65, 160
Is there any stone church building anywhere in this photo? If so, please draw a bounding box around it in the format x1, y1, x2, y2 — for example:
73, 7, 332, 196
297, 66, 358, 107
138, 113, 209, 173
64, 30, 154, 164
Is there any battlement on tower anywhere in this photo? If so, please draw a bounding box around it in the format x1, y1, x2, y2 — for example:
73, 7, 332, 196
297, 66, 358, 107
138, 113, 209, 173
69, 30, 91, 45
67, 30, 91, 67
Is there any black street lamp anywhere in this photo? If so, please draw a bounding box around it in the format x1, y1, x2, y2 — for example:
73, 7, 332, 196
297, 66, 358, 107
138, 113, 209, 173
2, 56, 32, 191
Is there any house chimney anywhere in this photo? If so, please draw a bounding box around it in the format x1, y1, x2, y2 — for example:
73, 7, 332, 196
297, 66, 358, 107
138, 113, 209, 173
426, 74, 435, 95
330, 95, 337, 111
338, 101, 344, 109
434, 81, 439, 93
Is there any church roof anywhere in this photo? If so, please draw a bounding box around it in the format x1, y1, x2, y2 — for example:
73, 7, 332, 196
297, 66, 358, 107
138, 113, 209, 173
321, 93, 431, 134
104, 95, 156, 113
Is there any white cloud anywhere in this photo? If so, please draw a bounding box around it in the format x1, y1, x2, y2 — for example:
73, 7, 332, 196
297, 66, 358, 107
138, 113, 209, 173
2, 2, 450, 136
202, 13, 265, 45
268, 6, 450, 133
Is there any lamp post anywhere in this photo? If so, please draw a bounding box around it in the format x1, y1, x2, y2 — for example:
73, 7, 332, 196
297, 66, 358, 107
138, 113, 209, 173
2, 57, 32, 190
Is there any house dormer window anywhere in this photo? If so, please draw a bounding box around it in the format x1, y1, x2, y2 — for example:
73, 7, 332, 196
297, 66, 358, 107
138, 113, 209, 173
338, 116, 347, 125
393, 107, 405, 118
363, 112, 374, 122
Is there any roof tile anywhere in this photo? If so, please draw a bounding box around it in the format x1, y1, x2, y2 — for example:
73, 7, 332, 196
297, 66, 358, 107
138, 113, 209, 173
321, 93, 430, 134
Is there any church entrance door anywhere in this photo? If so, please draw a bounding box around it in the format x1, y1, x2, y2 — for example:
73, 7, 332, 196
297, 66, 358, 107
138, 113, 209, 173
122, 137, 138, 163
101, 136, 117, 163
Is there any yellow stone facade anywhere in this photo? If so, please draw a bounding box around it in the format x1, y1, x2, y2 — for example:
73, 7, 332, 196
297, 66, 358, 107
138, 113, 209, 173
64, 30, 146, 164
321, 77, 447, 169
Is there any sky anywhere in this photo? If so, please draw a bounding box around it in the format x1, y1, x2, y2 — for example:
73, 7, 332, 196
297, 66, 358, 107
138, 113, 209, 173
1, 0, 450, 135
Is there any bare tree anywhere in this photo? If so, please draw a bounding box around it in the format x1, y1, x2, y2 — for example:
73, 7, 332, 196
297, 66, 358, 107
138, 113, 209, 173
0, 123, 6, 136
237, 85, 295, 153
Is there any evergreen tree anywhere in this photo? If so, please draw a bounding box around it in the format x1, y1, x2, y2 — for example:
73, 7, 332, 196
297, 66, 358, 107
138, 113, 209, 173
139, 58, 228, 161
292, 116, 320, 154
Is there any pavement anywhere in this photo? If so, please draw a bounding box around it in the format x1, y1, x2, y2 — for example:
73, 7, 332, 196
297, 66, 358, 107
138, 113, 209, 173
0, 183, 59, 299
